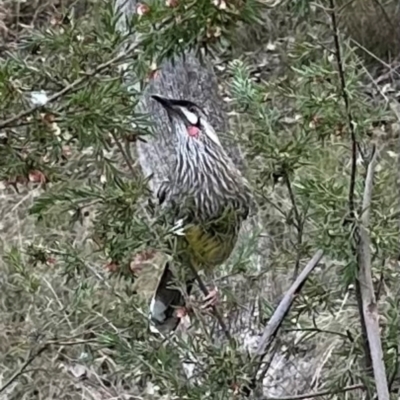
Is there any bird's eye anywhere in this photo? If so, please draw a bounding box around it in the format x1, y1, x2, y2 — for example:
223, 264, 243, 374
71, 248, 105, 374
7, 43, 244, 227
189, 107, 201, 126
188, 107, 201, 126
182, 106, 200, 127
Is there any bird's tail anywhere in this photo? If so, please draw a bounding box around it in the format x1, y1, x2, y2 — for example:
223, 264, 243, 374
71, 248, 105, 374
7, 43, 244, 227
149, 262, 193, 334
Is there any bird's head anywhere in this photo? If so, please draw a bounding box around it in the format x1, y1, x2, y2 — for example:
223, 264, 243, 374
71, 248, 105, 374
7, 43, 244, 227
151, 95, 222, 148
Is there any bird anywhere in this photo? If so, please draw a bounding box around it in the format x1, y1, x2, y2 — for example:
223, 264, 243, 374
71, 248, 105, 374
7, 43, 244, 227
148, 94, 255, 334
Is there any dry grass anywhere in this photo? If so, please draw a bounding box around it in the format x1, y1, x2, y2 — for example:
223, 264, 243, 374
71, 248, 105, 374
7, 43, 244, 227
337, 0, 400, 63
0, 187, 111, 399
0, 0, 89, 46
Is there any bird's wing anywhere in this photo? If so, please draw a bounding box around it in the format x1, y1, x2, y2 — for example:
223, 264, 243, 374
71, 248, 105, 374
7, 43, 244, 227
156, 180, 169, 206
148, 259, 195, 335
132, 251, 172, 301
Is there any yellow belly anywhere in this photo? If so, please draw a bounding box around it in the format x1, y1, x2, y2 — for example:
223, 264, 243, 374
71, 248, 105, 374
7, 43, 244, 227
183, 224, 237, 272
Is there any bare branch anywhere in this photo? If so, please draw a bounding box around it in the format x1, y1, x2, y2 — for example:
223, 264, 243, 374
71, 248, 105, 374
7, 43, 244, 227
255, 249, 324, 357
350, 39, 400, 81
328, 0, 357, 217
284, 173, 306, 279
109, 130, 139, 178
283, 327, 349, 340
0, 346, 49, 395
328, 0, 373, 381
357, 147, 390, 400
242, 250, 324, 396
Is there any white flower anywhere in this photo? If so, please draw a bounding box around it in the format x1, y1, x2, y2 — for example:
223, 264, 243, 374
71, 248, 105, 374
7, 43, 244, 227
30, 91, 49, 106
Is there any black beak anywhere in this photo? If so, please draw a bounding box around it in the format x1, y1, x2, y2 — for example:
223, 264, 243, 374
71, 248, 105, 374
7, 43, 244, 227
151, 95, 176, 115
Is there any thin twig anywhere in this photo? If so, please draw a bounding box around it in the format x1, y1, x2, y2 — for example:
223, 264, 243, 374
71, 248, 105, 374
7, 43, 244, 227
0, 336, 103, 395
283, 327, 349, 340
260, 383, 364, 400
357, 146, 390, 400
285, 173, 301, 226
350, 39, 400, 81
185, 263, 232, 342
0, 346, 49, 395
46, 339, 100, 346
109, 130, 138, 177
0, 45, 139, 131
328, 0, 373, 382
328, 0, 357, 217
285, 173, 305, 279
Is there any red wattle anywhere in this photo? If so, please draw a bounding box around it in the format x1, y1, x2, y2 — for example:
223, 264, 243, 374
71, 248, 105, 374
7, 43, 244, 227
187, 125, 200, 138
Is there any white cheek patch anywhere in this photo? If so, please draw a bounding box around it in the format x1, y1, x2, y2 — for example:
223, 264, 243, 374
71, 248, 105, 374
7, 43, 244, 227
180, 107, 199, 126
202, 120, 222, 147
208, 131, 222, 147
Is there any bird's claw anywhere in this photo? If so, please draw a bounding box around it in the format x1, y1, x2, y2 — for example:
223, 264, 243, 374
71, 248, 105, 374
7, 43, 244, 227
175, 306, 189, 319
201, 287, 219, 310
174, 298, 195, 319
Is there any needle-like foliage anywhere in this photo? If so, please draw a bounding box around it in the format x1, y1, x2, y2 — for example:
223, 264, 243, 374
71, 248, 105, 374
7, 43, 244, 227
0, 0, 399, 399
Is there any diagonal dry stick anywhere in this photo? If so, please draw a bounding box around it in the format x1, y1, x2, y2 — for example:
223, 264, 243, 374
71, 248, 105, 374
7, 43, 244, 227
356, 146, 390, 400
243, 250, 324, 396
255, 249, 324, 357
